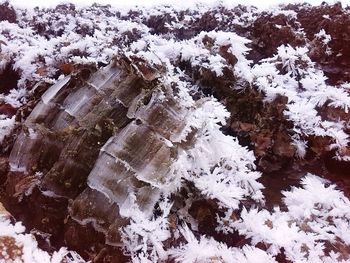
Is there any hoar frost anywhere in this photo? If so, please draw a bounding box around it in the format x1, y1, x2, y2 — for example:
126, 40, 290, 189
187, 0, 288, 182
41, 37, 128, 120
1, 2, 349, 263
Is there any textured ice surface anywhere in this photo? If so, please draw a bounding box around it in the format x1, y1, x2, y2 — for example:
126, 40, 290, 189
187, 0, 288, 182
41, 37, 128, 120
8, 57, 191, 244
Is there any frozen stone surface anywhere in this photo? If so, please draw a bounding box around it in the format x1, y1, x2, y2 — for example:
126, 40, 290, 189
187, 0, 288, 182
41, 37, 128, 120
8, 56, 192, 246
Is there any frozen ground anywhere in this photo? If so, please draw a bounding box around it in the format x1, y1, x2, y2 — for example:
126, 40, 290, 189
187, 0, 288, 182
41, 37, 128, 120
0, 1, 350, 262
7, 0, 350, 9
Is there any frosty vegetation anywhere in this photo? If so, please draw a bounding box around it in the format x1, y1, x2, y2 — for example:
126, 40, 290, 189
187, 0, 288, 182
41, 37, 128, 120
0, 1, 349, 263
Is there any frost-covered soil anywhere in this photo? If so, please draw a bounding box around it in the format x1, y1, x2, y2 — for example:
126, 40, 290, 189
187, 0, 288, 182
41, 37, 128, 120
0, 202, 85, 262
0, 1, 350, 262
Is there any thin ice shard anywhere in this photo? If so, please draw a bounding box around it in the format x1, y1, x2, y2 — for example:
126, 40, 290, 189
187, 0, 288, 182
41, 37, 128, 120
41, 76, 71, 104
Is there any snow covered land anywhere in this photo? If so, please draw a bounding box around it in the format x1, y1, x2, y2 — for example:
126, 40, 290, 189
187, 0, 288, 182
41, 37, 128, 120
0, 1, 349, 262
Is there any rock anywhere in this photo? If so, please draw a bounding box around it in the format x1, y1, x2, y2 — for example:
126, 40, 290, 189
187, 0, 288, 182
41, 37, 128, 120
0, 64, 19, 95
0, 2, 16, 23
6, 55, 197, 252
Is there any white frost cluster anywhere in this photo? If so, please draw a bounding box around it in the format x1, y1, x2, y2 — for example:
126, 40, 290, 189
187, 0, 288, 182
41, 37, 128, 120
169, 225, 277, 263
121, 198, 172, 262
315, 29, 332, 55
170, 98, 264, 209
252, 44, 350, 160
0, 115, 15, 144
125, 174, 350, 263
230, 174, 350, 263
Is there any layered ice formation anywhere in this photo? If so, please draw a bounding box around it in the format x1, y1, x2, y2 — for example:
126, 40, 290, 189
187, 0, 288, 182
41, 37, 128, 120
8, 56, 195, 245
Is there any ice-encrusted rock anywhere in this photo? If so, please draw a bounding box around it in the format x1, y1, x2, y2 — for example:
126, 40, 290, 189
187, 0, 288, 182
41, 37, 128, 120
8, 56, 193, 245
